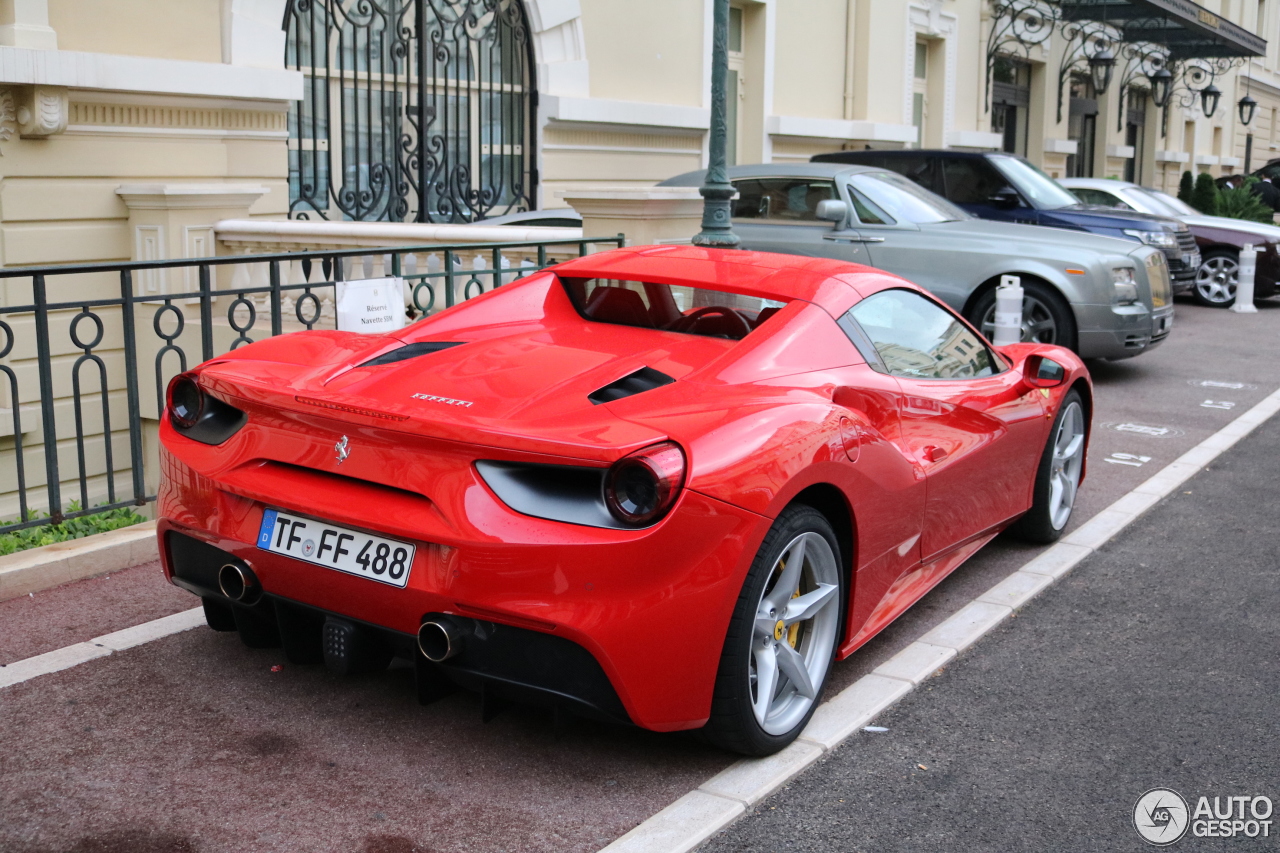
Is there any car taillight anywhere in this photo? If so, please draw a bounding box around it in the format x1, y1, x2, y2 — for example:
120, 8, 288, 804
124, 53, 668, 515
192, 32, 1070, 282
603, 441, 686, 526
166, 372, 204, 429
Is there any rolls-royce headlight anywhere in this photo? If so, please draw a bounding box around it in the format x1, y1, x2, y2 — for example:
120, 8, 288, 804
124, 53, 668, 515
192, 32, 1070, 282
1111, 267, 1139, 304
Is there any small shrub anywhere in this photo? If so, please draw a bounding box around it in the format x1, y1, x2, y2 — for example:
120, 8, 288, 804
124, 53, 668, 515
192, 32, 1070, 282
1217, 177, 1276, 224
1191, 171, 1220, 215
1178, 170, 1195, 205
0, 502, 147, 556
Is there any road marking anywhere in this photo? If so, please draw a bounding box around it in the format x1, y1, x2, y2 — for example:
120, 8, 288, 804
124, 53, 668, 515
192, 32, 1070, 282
0, 608, 204, 690
1104, 453, 1152, 467
599, 384, 1280, 853
1102, 422, 1184, 438
1200, 400, 1236, 410
1189, 379, 1255, 390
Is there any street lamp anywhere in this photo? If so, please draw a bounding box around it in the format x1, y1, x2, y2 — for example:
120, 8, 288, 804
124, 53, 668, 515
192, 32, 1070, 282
1089, 48, 1116, 95
1240, 88, 1258, 172
692, 0, 740, 249
1238, 93, 1258, 126
1200, 84, 1222, 118
1150, 67, 1172, 108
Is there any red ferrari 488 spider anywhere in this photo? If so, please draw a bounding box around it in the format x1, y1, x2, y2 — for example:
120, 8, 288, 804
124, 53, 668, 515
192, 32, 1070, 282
158, 245, 1090, 755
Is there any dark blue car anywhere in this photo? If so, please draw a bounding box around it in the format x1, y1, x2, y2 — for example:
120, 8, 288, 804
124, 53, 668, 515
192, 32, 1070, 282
812, 149, 1200, 289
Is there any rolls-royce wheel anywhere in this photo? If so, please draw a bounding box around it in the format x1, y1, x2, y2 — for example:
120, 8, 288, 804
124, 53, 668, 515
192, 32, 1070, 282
1193, 250, 1238, 307
705, 505, 843, 756
969, 279, 1077, 352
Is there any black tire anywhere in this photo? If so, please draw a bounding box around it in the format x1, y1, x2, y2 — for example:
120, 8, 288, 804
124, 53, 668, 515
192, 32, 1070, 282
1192, 250, 1238, 307
967, 279, 1078, 352
704, 505, 844, 756
1007, 389, 1086, 544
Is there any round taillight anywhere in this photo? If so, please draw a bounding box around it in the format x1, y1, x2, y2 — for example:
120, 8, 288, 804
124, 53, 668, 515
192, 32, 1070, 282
603, 442, 686, 526
167, 372, 204, 429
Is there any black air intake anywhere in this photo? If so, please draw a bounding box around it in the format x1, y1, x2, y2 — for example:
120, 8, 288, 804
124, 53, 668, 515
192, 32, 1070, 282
359, 341, 464, 367
588, 367, 675, 405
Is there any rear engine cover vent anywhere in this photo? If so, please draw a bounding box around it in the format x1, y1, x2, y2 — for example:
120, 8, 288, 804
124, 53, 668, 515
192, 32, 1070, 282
588, 367, 675, 405
359, 341, 463, 367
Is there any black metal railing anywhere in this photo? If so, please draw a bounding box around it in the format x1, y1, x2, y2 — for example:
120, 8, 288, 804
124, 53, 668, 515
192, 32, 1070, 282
0, 235, 623, 536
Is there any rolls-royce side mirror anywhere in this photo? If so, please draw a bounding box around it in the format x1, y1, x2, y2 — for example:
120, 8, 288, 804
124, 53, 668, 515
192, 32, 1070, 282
816, 199, 849, 224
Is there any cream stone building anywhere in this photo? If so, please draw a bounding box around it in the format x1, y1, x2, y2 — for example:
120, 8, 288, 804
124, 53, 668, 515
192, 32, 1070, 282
0, 0, 1274, 266
0, 0, 1273, 523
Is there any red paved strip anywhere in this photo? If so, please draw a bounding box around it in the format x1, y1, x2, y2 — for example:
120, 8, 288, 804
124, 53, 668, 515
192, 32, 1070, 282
0, 561, 191, 666
0, 629, 731, 853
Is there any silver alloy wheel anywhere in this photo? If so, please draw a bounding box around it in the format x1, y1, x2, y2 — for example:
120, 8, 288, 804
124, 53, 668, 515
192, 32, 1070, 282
1048, 401, 1085, 530
750, 531, 840, 736
1195, 255, 1238, 304
980, 294, 1059, 344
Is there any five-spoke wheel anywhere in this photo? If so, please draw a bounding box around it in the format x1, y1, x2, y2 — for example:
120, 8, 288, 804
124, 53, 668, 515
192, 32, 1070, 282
1009, 389, 1086, 543
706, 506, 843, 755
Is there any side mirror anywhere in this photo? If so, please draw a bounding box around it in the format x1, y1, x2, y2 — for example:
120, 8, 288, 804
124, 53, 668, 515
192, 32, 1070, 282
1025, 354, 1066, 388
816, 199, 849, 224
988, 187, 1022, 210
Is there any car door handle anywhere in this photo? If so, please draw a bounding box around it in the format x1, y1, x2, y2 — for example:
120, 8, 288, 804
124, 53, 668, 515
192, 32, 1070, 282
822, 234, 884, 243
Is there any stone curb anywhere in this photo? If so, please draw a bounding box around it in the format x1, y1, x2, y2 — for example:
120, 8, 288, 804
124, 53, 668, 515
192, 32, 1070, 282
0, 521, 158, 603
597, 385, 1280, 853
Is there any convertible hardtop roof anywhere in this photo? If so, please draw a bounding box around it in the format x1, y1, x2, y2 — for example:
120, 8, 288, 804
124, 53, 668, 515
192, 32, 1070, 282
553, 245, 890, 308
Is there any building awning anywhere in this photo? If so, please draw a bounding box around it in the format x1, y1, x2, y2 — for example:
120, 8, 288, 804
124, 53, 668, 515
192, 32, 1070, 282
1058, 0, 1266, 59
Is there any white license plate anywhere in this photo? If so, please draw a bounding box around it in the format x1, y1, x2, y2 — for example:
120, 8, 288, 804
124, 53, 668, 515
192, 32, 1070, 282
257, 509, 415, 588
1184, 253, 1200, 266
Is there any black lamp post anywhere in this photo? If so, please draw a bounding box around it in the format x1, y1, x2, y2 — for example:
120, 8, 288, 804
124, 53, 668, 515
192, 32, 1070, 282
1201, 84, 1222, 118
1150, 67, 1172, 108
692, 0, 740, 249
1089, 48, 1116, 95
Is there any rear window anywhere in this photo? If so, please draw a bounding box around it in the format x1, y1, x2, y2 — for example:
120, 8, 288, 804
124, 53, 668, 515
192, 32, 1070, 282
561, 278, 787, 341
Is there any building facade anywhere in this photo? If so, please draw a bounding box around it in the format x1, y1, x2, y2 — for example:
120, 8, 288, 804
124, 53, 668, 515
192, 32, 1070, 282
0, 0, 1274, 264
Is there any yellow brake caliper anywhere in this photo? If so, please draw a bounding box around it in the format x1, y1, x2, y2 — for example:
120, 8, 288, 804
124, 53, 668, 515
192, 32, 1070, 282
770, 556, 803, 649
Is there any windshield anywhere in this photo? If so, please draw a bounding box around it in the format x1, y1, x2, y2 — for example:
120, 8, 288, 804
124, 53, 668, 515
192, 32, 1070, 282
849, 172, 969, 224
989, 155, 1081, 210
1142, 189, 1197, 217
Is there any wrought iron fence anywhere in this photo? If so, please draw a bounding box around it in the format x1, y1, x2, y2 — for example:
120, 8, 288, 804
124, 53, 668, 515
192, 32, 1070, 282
284, 0, 536, 223
0, 235, 623, 536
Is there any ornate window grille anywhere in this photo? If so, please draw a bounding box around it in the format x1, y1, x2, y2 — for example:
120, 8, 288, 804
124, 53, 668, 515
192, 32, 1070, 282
284, 0, 536, 223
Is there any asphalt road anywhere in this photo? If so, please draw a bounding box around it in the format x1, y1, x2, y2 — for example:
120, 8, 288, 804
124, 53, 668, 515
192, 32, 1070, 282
2, 296, 1279, 852
700, 365, 1280, 852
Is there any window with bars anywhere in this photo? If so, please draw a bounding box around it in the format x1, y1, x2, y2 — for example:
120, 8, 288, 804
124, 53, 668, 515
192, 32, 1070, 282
284, 0, 536, 223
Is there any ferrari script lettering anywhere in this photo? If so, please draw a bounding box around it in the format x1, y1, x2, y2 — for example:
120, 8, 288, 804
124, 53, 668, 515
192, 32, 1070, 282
411, 393, 474, 408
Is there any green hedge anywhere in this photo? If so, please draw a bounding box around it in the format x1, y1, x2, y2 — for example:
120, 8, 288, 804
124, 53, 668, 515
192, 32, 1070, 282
0, 503, 147, 556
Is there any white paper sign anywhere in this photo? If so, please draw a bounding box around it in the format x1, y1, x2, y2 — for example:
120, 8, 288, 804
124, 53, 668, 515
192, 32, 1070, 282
335, 277, 405, 334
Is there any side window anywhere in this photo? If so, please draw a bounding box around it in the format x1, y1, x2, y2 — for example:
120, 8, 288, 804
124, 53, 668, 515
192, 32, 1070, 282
1073, 187, 1126, 208
732, 178, 837, 221
941, 158, 1012, 205
846, 289, 998, 379
847, 186, 896, 225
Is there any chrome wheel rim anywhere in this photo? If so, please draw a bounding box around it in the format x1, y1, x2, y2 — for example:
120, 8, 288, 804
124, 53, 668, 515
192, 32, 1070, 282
750, 532, 840, 736
1048, 401, 1085, 530
1195, 256, 1238, 304
980, 295, 1059, 344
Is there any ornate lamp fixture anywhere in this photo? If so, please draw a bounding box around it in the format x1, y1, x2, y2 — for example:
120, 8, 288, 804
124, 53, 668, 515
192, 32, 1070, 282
1150, 67, 1173, 108
1200, 84, 1222, 118
1238, 93, 1258, 126
1089, 48, 1116, 95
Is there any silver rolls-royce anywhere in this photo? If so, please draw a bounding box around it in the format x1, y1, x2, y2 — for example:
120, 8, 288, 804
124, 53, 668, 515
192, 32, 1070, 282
660, 164, 1173, 360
